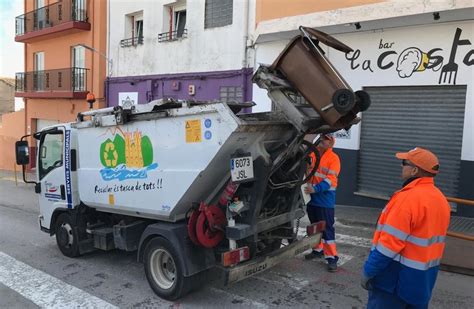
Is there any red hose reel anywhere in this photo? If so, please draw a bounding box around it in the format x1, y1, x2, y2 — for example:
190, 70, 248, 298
187, 202, 227, 248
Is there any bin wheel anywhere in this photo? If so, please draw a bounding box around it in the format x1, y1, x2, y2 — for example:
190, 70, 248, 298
144, 237, 194, 300
55, 213, 80, 258
332, 89, 355, 114
355, 90, 371, 112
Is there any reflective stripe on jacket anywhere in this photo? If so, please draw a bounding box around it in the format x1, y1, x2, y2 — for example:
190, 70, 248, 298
364, 177, 451, 305
307, 148, 340, 208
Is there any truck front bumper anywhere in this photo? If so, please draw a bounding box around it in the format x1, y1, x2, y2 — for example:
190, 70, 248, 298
222, 232, 322, 285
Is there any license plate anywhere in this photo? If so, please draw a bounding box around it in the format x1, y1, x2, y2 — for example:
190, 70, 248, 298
231, 156, 254, 183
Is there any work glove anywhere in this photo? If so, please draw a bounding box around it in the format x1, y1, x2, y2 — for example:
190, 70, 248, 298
360, 273, 373, 291
304, 184, 316, 194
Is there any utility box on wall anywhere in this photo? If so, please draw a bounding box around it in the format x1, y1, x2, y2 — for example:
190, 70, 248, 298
188, 84, 195, 96
172, 81, 180, 91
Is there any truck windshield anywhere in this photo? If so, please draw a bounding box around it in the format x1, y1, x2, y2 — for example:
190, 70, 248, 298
39, 132, 64, 180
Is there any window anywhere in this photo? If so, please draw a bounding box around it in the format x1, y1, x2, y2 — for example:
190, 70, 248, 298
121, 11, 144, 47
220, 86, 243, 103
175, 10, 186, 38
159, 2, 187, 42
39, 131, 64, 180
72, 46, 85, 91
73, 0, 87, 21
34, 52, 45, 91
34, 0, 47, 30
35, 0, 44, 9
135, 19, 144, 38
205, 0, 233, 29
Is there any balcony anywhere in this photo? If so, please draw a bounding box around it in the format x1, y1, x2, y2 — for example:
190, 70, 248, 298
15, 0, 90, 43
120, 36, 144, 48
158, 29, 188, 42
15, 68, 89, 99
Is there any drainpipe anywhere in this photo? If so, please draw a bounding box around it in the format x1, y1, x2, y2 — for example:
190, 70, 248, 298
106, 0, 111, 106
242, 0, 250, 110
242, 0, 249, 69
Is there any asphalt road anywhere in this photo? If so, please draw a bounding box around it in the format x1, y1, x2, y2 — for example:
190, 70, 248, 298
0, 177, 473, 308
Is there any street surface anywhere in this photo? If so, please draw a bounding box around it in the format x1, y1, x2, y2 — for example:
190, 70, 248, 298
0, 172, 473, 308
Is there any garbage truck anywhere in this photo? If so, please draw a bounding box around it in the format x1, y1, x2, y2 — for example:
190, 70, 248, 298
15, 27, 370, 300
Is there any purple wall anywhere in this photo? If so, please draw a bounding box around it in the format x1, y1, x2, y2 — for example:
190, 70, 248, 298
106, 68, 254, 109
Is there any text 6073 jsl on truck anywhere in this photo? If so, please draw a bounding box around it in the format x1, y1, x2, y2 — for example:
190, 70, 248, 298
15, 28, 370, 300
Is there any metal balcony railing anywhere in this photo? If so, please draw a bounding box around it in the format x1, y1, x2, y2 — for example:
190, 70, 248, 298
15, 67, 89, 93
15, 0, 88, 36
158, 29, 188, 42
120, 36, 144, 47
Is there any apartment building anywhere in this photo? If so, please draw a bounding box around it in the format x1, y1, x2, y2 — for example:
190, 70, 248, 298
106, 0, 254, 108
14, 0, 107, 168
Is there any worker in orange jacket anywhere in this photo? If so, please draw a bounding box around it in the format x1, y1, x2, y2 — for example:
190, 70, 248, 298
304, 134, 341, 272
362, 147, 451, 308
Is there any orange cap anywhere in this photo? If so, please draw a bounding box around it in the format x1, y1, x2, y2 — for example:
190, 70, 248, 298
395, 147, 439, 174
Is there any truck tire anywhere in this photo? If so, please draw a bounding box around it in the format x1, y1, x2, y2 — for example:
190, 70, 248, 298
144, 237, 194, 300
55, 213, 80, 258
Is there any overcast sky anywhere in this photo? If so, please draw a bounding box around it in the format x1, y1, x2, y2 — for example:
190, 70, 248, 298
0, 0, 24, 78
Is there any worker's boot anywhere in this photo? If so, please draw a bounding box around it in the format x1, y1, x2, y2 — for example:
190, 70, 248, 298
304, 250, 324, 260
327, 259, 338, 272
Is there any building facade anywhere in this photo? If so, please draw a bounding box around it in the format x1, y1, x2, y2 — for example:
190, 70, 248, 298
253, 0, 474, 216
14, 0, 107, 168
106, 0, 255, 107
0, 78, 16, 118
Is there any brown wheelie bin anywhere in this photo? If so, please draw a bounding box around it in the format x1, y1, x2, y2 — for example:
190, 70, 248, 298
271, 26, 370, 128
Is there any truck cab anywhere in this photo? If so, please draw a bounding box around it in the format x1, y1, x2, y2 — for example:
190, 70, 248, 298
34, 125, 79, 233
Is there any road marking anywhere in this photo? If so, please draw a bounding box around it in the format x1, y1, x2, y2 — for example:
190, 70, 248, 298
209, 287, 269, 308
336, 234, 372, 248
297, 228, 372, 248
0, 251, 117, 309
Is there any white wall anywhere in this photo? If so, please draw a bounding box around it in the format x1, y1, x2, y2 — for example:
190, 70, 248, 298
253, 21, 474, 160
108, 0, 254, 77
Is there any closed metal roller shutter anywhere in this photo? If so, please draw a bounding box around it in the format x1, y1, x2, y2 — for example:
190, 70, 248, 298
358, 85, 466, 198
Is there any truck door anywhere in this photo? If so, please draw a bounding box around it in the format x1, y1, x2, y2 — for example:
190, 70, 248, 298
37, 125, 77, 231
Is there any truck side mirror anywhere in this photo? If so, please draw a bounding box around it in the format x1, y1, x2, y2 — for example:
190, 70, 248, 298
15, 141, 30, 165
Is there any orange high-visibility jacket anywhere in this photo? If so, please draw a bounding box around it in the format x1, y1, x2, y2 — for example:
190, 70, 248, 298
364, 177, 450, 305
307, 148, 340, 208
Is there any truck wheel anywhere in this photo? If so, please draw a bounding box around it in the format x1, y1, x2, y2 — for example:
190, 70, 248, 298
144, 237, 193, 300
55, 213, 80, 258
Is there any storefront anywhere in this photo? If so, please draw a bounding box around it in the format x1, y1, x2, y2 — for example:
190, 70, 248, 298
254, 21, 474, 216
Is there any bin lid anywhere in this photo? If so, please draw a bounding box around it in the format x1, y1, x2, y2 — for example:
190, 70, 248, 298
300, 27, 353, 53
271, 27, 352, 72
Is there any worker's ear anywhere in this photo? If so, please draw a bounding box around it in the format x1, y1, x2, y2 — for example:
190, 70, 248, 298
411, 166, 419, 177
